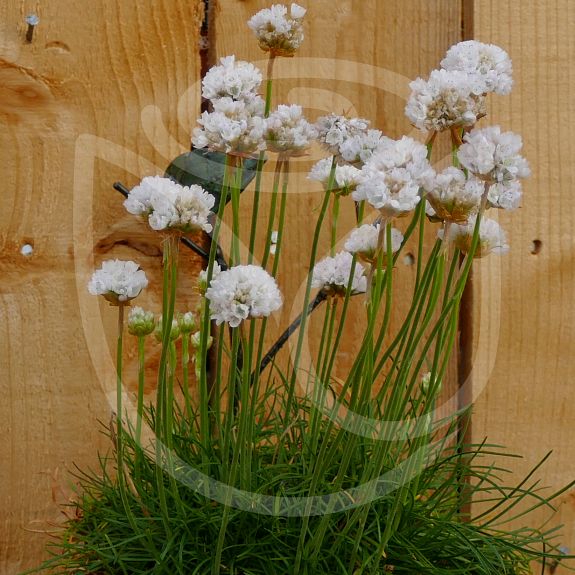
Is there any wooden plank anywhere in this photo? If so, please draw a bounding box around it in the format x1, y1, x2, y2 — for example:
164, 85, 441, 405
213, 0, 463, 407
469, 1, 575, 571
0, 1, 204, 571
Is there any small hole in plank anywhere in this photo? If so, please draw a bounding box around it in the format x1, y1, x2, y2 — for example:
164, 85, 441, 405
403, 252, 415, 266
20, 243, 34, 256
530, 239, 542, 255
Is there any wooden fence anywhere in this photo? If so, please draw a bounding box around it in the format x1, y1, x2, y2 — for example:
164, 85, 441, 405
1, 0, 573, 572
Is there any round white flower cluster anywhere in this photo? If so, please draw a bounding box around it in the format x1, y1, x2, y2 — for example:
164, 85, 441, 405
308, 157, 362, 194
88, 260, 148, 304
193, 96, 267, 155
201, 55, 262, 102
457, 126, 530, 184
124, 176, 215, 233
441, 40, 513, 96
315, 114, 370, 158
344, 224, 404, 264
127, 306, 156, 337
339, 129, 388, 165
423, 167, 483, 223
264, 104, 317, 155
205, 265, 283, 328
405, 40, 513, 133
439, 215, 509, 258
353, 136, 432, 218
312, 251, 367, 296
247, 3, 306, 57
405, 69, 487, 132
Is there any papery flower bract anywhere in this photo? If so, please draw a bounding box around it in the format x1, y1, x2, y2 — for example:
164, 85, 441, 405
422, 167, 483, 223
344, 223, 403, 264
441, 40, 513, 95
315, 114, 370, 159
127, 306, 156, 337
248, 3, 306, 57
88, 260, 148, 304
264, 104, 317, 155
439, 215, 509, 258
308, 157, 362, 194
311, 251, 367, 295
457, 126, 530, 184
201, 55, 262, 102
205, 265, 283, 328
353, 136, 432, 218
487, 179, 522, 210
405, 69, 486, 133
192, 96, 267, 155
124, 176, 215, 233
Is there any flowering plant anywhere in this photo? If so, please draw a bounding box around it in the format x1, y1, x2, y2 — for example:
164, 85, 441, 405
33, 5, 572, 575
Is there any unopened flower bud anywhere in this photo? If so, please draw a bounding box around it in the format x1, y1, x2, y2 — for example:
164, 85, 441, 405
190, 331, 213, 350
154, 315, 181, 342
178, 311, 197, 334
127, 306, 156, 337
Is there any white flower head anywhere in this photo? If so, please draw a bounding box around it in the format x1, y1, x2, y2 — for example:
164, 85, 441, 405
199, 262, 223, 294
457, 126, 530, 184
125, 176, 215, 233
202, 55, 262, 102
315, 114, 370, 159
248, 3, 306, 57
127, 306, 156, 337
308, 157, 362, 194
344, 223, 404, 264
311, 251, 367, 296
441, 40, 513, 95
339, 129, 389, 165
205, 265, 283, 328
192, 96, 267, 155
264, 104, 317, 155
487, 179, 522, 210
405, 69, 487, 132
440, 215, 509, 258
423, 167, 483, 223
352, 136, 432, 218
88, 260, 148, 304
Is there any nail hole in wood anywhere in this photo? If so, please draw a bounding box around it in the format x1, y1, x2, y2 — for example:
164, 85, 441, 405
403, 252, 415, 266
530, 239, 542, 255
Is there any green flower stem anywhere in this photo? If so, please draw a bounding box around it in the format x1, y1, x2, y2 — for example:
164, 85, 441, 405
285, 158, 337, 424
135, 335, 145, 449
248, 54, 275, 264
115, 302, 125, 486
260, 157, 284, 270
181, 332, 192, 424
330, 194, 340, 256
230, 157, 244, 267
271, 156, 290, 278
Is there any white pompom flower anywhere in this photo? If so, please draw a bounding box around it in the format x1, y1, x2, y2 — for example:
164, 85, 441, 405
344, 223, 404, 264
248, 3, 306, 57
422, 167, 483, 223
315, 114, 371, 159
457, 126, 530, 184
339, 129, 389, 165
439, 216, 509, 258
441, 40, 513, 95
308, 157, 362, 194
201, 55, 262, 102
352, 136, 432, 218
405, 69, 487, 133
205, 265, 283, 328
124, 176, 215, 233
264, 104, 317, 155
88, 260, 148, 304
192, 96, 267, 155
487, 179, 523, 210
312, 251, 367, 296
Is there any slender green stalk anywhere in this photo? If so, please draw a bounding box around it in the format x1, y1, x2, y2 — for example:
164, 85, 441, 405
135, 335, 145, 448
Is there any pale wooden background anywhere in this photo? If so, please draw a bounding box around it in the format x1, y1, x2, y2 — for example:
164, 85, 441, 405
1, 0, 573, 573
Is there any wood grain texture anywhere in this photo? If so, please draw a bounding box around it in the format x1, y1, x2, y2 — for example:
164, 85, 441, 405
213, 0, 463, 410
0, 1, 204, 572
469, 1, 575, 571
